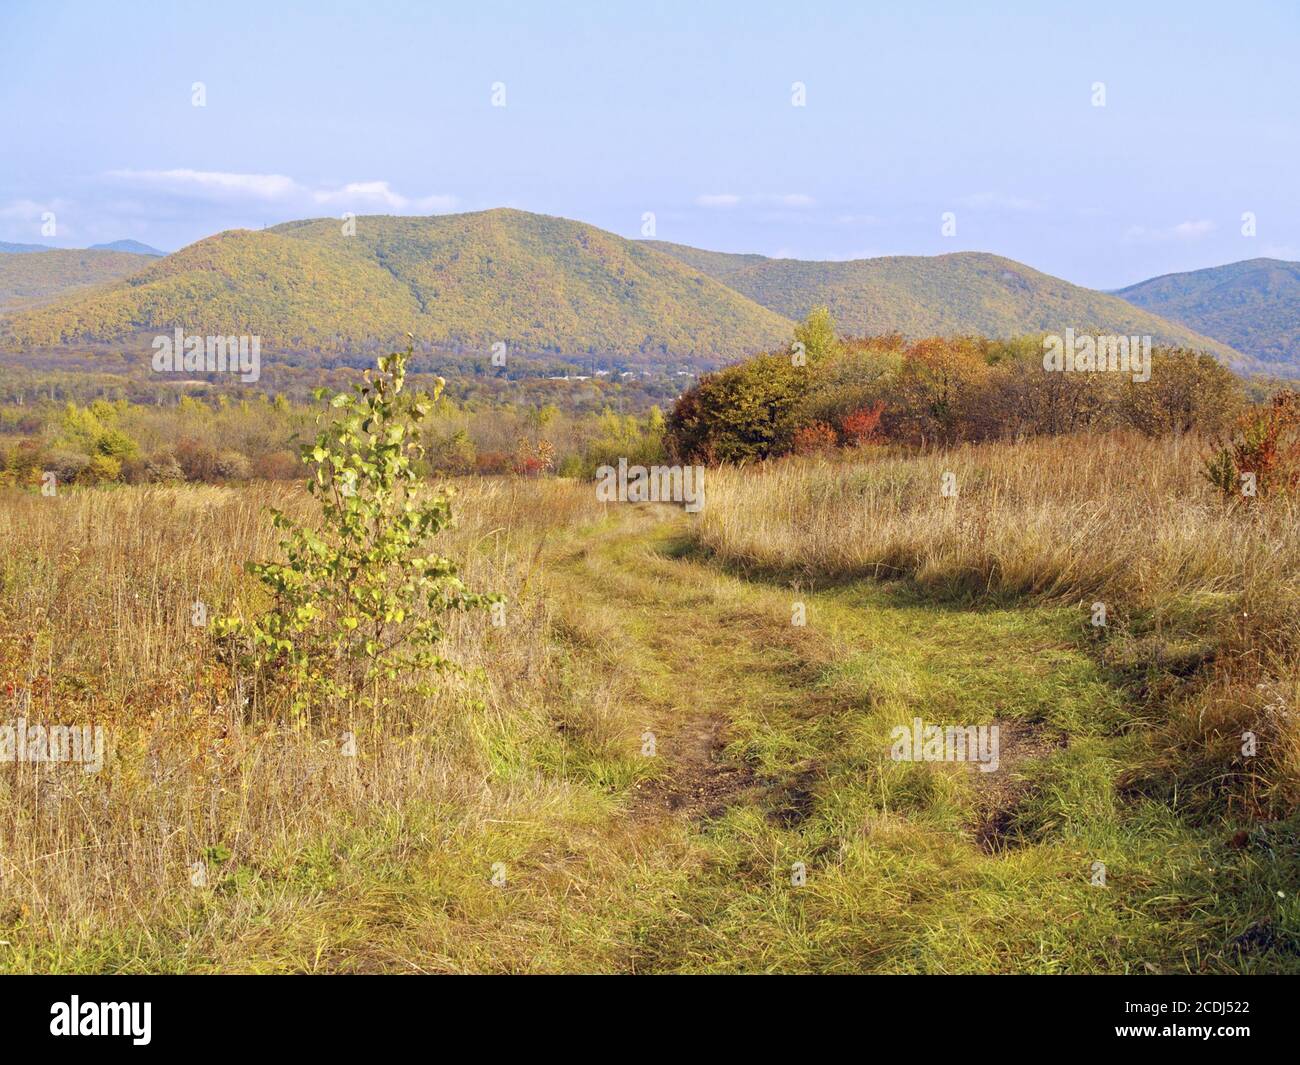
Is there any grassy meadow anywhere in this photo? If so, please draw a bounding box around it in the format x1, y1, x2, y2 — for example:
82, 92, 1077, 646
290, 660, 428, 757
2, 430, 1297, 972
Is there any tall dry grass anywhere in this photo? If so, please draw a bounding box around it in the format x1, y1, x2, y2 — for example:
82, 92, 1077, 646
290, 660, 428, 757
694, 433, 1300, 816
0, 478, 638, 971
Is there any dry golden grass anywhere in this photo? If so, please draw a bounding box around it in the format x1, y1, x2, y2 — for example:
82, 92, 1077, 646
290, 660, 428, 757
3, 446, 1297, 973
694, 433, 1300, 816
0, 477, 661, 971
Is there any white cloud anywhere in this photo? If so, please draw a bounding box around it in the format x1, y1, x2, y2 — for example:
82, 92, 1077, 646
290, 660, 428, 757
695, 192, 814, 209
0, 197, 75, 240
1124, 219, 1216, 242
106, 169, 456, 214
108, 169, 302, 200
0, 197, 62, 220
313, 180, 403, 208
311, 181, 456, 212
695, 193, 741, 208
959, 192, 1043, 212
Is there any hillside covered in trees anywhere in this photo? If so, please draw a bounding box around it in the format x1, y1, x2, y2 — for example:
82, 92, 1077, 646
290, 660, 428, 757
0, 209, 1251, 368
0, 249, 155, 310
647, 242, 1251, 369
1116, 258, 1300, 367
0, 210, 795, 359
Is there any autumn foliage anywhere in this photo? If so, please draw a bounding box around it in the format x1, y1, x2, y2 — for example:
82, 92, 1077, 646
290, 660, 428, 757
791, 421, 838, 455
666, 310, 1247, 465
839, 401, 886, 446
1203, 389, 1300, 502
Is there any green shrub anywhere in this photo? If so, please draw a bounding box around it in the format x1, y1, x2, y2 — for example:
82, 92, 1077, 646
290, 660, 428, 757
215, 348, 497, 723
81, 454, 121, 484
666, 353, 808, 463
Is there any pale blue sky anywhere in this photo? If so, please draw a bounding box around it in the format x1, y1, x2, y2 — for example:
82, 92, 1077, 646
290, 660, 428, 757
1, 0, 1295, 287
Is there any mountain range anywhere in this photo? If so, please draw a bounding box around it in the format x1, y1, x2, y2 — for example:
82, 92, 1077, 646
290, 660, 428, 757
0, 249, 162, 311
0, 241, 58, 254
88, 239, 164, 256
0, 212, 792, 358
0, 239, 162, 256
1114, 258, 1300, 368
646, 242, 1251, 366
0, 209, 1293, 371
0, 238, 164, 311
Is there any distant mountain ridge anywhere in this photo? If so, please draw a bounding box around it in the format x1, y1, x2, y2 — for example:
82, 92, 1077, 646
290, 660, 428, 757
0, 209, 1266, 370
88, 239, 164, 256
1, 239, 162, 256
646, 241, 1251, 368
0, 249, 156, 311
1115, 258, 1300, 368
0, 210, 794, 358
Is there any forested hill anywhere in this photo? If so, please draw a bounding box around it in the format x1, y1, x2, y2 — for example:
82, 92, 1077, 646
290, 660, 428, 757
646, 241, 1249, 368
1115, 258, 1300, 369
0, 249, 156, 311
0, 210, 794, 359
0, 209, 1256, 369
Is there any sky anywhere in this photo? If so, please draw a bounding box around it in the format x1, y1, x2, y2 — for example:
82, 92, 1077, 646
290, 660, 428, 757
0, 0, 1296, 288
